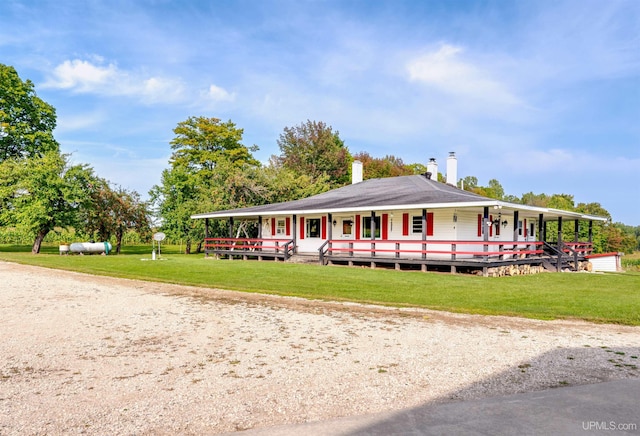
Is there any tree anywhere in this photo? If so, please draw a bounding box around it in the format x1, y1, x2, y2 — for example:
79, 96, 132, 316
603, 224, 636, 254
152, 116, 262, 253
520, 192, 549, 207
0, 151, 95, 253
461, 176, 478, 191
474, 179, 505, 200
170, 116, 258, 173
352, 152, 416, 179
151, 166, 207, 254
111, 187, 150, 253
0, 64, 59, 161
263, 157, 330, 203
405, 162, 428, 176
547, 193, 576, 211
84, 179, 150, 253
275, 120, 351, 187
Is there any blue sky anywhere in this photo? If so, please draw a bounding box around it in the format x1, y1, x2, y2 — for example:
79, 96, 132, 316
1, 0, 639, 224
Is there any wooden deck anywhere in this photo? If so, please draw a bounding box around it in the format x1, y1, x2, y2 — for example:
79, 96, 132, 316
203, 237, 593, 275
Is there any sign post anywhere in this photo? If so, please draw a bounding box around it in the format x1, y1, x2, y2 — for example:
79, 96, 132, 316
152, 232, 166, 260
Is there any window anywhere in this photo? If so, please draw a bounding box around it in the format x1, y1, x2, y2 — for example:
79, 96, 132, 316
412, 216, 422, 234
411, 212, 434, 236
276, 219, 286, 235
362, 216, 381, 238
306, 218, 321, 238
518, 220, 523, 236
342, 219, 353, 236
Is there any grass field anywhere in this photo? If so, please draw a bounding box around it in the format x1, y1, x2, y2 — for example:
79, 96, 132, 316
623, 251, 640, 272
1, 244, 639, 325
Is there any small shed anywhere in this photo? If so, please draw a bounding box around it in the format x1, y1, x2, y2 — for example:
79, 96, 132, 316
585, 253, 623, 272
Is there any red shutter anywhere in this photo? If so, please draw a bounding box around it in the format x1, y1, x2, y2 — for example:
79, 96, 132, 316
271, 218, 276, 236
286, 217, 291, 236
477, 214, 482, 237
321, 216, 327, 240
489, 215, 493, 237
382, 214, 389, 240
299, 217, 305, 240
355, 215, 361, 240
524, 219, 528, 238
402, 213, 409, 236
427, 212, 434, 236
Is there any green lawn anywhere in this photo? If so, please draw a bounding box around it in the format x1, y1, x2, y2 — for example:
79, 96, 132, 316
1, 244, 639, 325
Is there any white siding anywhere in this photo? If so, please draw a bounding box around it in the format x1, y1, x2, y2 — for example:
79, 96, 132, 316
588, 254, 622, 272
258, 209, 542, 258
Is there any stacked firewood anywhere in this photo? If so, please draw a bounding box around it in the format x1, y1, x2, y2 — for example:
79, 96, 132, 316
482, 261, 593, 276
482, 264, 545, 276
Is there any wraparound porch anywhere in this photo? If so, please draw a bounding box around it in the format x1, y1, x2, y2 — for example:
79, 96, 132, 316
203, 237, 593, 275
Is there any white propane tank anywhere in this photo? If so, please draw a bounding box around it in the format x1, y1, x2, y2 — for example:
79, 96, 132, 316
69, 242, 112, 255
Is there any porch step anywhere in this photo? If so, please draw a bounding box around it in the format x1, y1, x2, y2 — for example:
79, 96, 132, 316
541, 259, 558, 272
286, 254, 320, 265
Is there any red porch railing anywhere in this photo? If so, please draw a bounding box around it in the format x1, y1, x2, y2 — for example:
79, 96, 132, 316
562, 242, 593, 256
204, 238, 295, 260
319, 239, 547, 264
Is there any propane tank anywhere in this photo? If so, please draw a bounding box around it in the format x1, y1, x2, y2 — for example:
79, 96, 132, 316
69, 242, 112, 255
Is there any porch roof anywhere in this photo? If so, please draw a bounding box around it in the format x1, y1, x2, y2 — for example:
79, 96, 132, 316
191, 174, 608, 222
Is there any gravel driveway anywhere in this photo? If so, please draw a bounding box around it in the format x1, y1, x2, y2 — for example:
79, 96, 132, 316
1, 261, 638, 435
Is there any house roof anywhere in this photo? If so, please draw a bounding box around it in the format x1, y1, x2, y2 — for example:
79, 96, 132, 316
191, 174, 608, 222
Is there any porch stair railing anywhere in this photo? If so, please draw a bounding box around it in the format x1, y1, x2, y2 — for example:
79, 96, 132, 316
542, 241, 585, 271
204, 238, 295, 261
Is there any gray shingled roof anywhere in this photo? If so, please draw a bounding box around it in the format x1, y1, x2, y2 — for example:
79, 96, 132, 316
192, 174, 494, 219
191, 174, 609, 222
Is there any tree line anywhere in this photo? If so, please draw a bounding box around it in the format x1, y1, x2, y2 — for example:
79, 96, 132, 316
1, 64, 638, 254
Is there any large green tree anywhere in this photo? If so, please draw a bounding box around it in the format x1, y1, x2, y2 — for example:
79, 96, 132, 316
170, 116, 259, 173
275, 120, 351, 187
152, 117, 261, 253
0, 64, 59, 161
0, 151, 96, 253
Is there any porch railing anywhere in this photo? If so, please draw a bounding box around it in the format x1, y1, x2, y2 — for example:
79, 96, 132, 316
562, 242, 593, 256
204, 238, 295, 260
319, 239, 547, 264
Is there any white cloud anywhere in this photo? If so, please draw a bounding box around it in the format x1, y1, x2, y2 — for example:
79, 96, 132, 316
203, 84, 235, 102
43, 58, 237, 107
407, 43, 522, 107
140, 76, 186, 104
43, 58, 187, 104
46, 59, 118, 91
